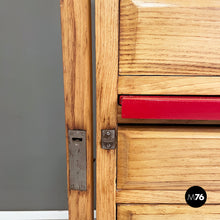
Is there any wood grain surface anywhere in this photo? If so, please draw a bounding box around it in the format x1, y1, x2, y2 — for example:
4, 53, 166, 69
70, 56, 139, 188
117, 126, 220, 190
60, 0, 93, 219
119, 0, 220, 76
116, 190, 220, 204
118, 205, 220, 220
95, 0, 119, 219
118, 76, 220, 95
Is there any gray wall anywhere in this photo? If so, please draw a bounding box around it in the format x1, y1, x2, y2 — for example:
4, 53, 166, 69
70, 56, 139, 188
0, 0, 67, 210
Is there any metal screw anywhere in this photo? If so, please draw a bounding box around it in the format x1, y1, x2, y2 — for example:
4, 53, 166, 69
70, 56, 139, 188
105, 143, 112, 149
104, 130, 112, 138
106, 131, 111, 135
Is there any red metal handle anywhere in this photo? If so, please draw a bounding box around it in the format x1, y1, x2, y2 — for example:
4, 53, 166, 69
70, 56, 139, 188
119, 96, 220, 120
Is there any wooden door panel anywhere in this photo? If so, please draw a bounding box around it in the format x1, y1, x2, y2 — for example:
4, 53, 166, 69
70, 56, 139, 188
96, 0, 220, 219
60, 0, 93, 219
119, 0, 220, 76
118, 205, 220, 220
117, 126, 220, 190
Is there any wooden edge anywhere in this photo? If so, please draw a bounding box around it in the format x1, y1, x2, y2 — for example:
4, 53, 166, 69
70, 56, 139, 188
116, 190, 220, 204
96, 0, 119, 219
118, 105, 220, 124
118, 76, 220, 95
117, 204, 220, 218
60, 0, 93, 219
118, 125, 220, 138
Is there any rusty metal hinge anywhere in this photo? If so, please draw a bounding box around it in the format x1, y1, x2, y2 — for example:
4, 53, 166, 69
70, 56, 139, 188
68, 130, 87, 191
101, 129, 117, 150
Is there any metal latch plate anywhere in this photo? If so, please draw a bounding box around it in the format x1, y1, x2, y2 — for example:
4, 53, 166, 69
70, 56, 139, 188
68, 130, 87, 191
101, 129, 116, 150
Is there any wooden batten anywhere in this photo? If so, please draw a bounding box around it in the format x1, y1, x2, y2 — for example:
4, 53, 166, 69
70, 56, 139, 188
96, 0, 119, 219
60, 0, 93, 219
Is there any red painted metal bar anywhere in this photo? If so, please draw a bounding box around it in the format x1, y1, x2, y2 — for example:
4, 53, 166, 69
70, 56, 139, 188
119, 96, 220, 120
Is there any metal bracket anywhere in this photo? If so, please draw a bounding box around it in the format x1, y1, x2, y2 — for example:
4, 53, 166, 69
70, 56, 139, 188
68, 130, 87, 191
101, 129, 116, 150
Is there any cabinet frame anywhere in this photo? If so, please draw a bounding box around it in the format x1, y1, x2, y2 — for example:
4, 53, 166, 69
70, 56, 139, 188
95, 0, 119, 219
60, 0, 93, 219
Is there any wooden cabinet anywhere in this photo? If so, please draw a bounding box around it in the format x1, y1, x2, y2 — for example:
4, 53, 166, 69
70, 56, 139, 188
61, 0, 220, 219
96, 0, 220, 219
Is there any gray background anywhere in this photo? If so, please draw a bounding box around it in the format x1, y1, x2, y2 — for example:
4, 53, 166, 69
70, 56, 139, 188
0, 0, 97, 210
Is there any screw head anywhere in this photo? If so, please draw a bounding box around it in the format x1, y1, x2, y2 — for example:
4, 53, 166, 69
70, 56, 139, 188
105, 131, 111, 138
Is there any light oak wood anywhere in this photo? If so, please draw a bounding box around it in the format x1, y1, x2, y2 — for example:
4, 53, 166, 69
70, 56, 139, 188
118, 76, 220, 95
96, 0, 220, 218
60, 0, 93, 219
118, 126, 220, 190
118, 205, 220, 220
117, 190, 220, 204
119, 0, 220, 76
96, 0, 119, 219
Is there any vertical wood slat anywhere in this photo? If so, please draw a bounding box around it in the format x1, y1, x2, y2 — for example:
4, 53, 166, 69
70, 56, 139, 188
96, 0, 119, 219
60, 0, 93, 219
